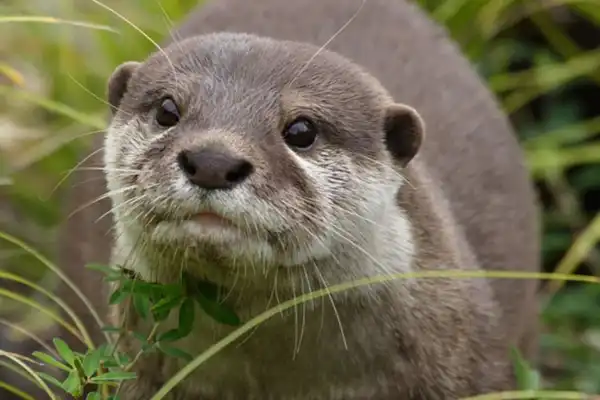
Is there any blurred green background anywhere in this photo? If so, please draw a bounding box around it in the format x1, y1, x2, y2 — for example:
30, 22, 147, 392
1, 0, 599, 397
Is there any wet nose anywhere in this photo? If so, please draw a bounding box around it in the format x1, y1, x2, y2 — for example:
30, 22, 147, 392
177, 147, 254, 190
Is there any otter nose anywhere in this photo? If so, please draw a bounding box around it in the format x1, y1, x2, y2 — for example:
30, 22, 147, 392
177, 147, 254, 190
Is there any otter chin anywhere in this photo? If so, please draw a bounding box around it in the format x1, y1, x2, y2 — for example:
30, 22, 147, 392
152, 212, 242, 243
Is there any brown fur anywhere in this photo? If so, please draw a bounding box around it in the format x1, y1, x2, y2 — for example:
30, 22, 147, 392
55, 0, 540, 399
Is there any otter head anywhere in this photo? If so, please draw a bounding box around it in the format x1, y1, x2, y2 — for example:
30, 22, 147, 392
104, 32, 423, 286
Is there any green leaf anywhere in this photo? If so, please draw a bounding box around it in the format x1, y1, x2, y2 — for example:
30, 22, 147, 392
101, 326, 122, 333
133, 293, 152, 320
157, 328, 186, 343
132, 332, 148, 343
189, 277, 221, 301
116, 352, 132, 366
109, 287, 130, 305
85, 263, 120, 276
510, 347, 541, 390
53, 338, 76, 366
151, 296, 182, 321
83, 347, 104, 377
86, 392, 102, 400
157, 344, 194, 362
193, 292, 241, 326
38, 372, 64, 390
121, 279, 165, 297
178, 297, 195, 335
61, 369, 81, 395
90, 371, 137, 383
32, 351, 71, 372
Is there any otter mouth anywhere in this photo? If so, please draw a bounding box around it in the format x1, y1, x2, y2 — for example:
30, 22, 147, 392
189, 211, 235, 229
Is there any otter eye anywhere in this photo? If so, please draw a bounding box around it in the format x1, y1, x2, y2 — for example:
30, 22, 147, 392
282, 118, 317, 150
155, 98, 180, 127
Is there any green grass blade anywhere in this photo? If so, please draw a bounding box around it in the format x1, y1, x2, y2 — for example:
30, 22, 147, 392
0, 350, 59, 400
0, 318, 59, 358
0, 381, 35, 400
0, 86, 105, 130
0, 271, 94, 348
0, 16, 118, 33
0, 288, 83, 343
0, 231, 109, 344
150, 270, 599, 400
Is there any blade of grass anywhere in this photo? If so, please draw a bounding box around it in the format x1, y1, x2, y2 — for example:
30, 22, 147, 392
150, 270, 599, 400
547, 212, 600, 295
523, 115, 600, 148
0, 86, 105, 130
0, 360, 40, 389
0, 271, 94, 348
489, 49, 600, 92
0, 318, 59, 358
0, 231, 110, 345
0, 350, 58, 400
0, 16, 119, 33
0, 381, 35, 400
0, 63, 25, 87
527, 144, 600, 177
461, 390, 591, 399
0, 288, 83, 343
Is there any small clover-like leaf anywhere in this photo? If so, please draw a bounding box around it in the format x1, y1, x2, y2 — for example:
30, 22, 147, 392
193, 291, 241, 326
510, 347, 541, 390
90, 371, 137, 383
83, 347, 105, 377
151, 296, 182, 321
61, 369, 82, 396
85, 263, 120, 277
86, 392, 102, 400
38, 372, 64, 390
53, 338, 76, 366
157, 328, 185, 343
109, 287, 129, 305
133, 293, 152, 320
157, 344, 194, 362
178, 297, 195, 335
193, 279, 221, 301
32, 351, 71, 372
116, 352, 131, 366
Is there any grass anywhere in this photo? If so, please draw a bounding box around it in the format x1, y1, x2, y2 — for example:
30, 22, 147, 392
1, 0, 600, 398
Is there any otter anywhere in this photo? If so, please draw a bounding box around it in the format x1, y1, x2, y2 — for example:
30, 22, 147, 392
55, 0, 540, 399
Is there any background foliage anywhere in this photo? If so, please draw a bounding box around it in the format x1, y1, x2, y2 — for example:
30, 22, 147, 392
0, 0, 599, 398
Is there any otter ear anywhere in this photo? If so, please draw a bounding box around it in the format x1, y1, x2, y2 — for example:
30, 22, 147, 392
107, 61, 141, 115
383, 103, 424, 167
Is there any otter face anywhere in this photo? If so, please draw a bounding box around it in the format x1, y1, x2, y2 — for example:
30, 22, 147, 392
104, 33, 423, 281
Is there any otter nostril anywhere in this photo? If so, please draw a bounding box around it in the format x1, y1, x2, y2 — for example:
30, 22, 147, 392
225, 160, 254, 184
177, 151, 197, 177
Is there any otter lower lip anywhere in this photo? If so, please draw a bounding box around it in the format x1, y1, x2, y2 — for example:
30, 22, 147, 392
190, 211, 234, 228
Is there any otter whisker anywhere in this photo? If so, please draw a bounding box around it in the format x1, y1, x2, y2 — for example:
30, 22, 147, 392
67, 185, 138, 220
65, 71, 133, 116
294, 264, 313, 356
289, 267, 300, 360
48, 146, 105, 198
97, 188, 157, 225
286, 0, 368, 88
89, 0, 181, 88
78, 167, 140, 174
260, 199, 348, 350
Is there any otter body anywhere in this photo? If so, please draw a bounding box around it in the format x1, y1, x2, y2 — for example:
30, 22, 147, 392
58, 1, 540, 399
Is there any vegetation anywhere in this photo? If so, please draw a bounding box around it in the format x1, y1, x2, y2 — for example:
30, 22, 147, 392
1, 0, 599, 398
